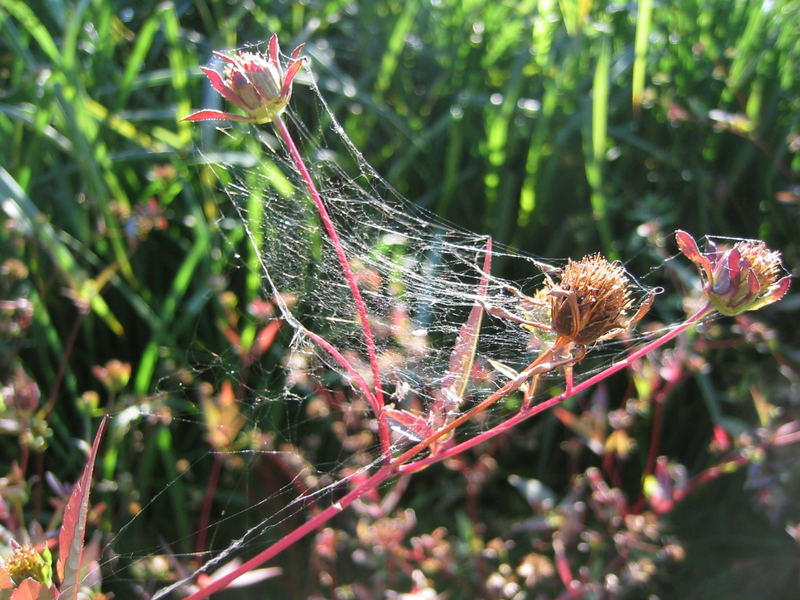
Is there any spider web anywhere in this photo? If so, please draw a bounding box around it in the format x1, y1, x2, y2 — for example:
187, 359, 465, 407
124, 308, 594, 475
226, 69, 655, 424
104, 41, 658, 597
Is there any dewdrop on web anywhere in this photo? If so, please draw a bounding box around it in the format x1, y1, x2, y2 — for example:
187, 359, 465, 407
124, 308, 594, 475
183, 34, 305, 124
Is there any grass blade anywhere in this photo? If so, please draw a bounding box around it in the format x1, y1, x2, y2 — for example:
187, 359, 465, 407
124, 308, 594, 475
0, 0, 61, 64
586, 35, 614, 255
632, 0, 653, 112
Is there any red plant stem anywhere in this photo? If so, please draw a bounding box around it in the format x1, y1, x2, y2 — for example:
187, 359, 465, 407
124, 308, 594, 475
184, 463, 397, 600
272, 114, 391, 461
674, 428, 800, 502
553, 535, 574, 589
303, 328, 379, 410
33, 451, 44, 522
672, 453, 751, 503
39, 310, 85, 419
644, 387, 668, 476
630, 410, 667, 514
398, 303, 713, 472
657, 434, 800, 514
19, 433, 30, 475
183, 304, 712, 600
194, 453, 223, 560
630, 372, 685, 513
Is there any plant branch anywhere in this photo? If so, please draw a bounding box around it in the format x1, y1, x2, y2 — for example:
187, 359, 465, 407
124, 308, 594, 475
272, 114, 390, 460
183, 462, 398, 600
302, 327, 379, 410
183, 304, 713, 598
398, 303, 713, 473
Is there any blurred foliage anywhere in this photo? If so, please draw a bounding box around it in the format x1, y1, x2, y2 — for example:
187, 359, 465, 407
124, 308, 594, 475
0, 0, 798, 598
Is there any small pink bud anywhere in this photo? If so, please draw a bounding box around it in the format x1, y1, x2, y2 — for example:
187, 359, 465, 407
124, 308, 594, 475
183, 34, 305, 124
676, 231, 791, 316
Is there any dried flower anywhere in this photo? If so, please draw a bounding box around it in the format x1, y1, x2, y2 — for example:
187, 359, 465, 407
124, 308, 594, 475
675, 230, 791, 316
548, 254, 647, 346
183, 34, 304, 124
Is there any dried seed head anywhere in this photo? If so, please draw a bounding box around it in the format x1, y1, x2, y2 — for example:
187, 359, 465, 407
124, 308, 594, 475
548, 254, 633, 346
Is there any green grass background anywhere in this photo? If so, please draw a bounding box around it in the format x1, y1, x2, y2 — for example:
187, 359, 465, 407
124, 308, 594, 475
1, 0, 799, 597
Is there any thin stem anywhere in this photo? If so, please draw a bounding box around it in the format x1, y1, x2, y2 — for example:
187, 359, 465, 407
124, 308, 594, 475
183, 463, 397, 600
38, 310, 85, 419
183, 304, 712, 599
553, 534, 574, 589
272, 114, 390, 460
395, 341, 567, 467
664, 435, 800, 511
303, 327, 379, 410
631, 370, 685, 513
399, 303, 713, 473
671, 454, 750, 504
194, 454, 223, 561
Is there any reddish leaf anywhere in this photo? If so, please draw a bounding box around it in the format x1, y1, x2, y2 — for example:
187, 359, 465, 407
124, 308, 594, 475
56, 417, 107, 599
674, 230, 701, 262
0, 566, 14, 590
211, 50, 236, 64
431, 238, 492, 423
221, 325, 241, 348
249, 320, 282, 361
771, 275, 792, 302
182, 110, 253, 122
198, 67, 247, 111
203, 381, 246, 451
268, 34, 279, 64
675, 229, 712, 279
281, 59, 305, 96
9, 579, 55, 600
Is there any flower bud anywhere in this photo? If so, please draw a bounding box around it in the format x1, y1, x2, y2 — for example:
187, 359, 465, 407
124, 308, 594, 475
676, 230, 791, 316
184, 34, 305, 124
3, 543, 52, 586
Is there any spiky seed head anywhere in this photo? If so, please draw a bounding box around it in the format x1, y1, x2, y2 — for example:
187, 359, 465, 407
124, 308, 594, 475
549, 254, 633, 346
734, 240, 781, 289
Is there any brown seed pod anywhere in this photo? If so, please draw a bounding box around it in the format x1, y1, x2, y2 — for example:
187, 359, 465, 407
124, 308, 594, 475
548, 254, 637, 346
